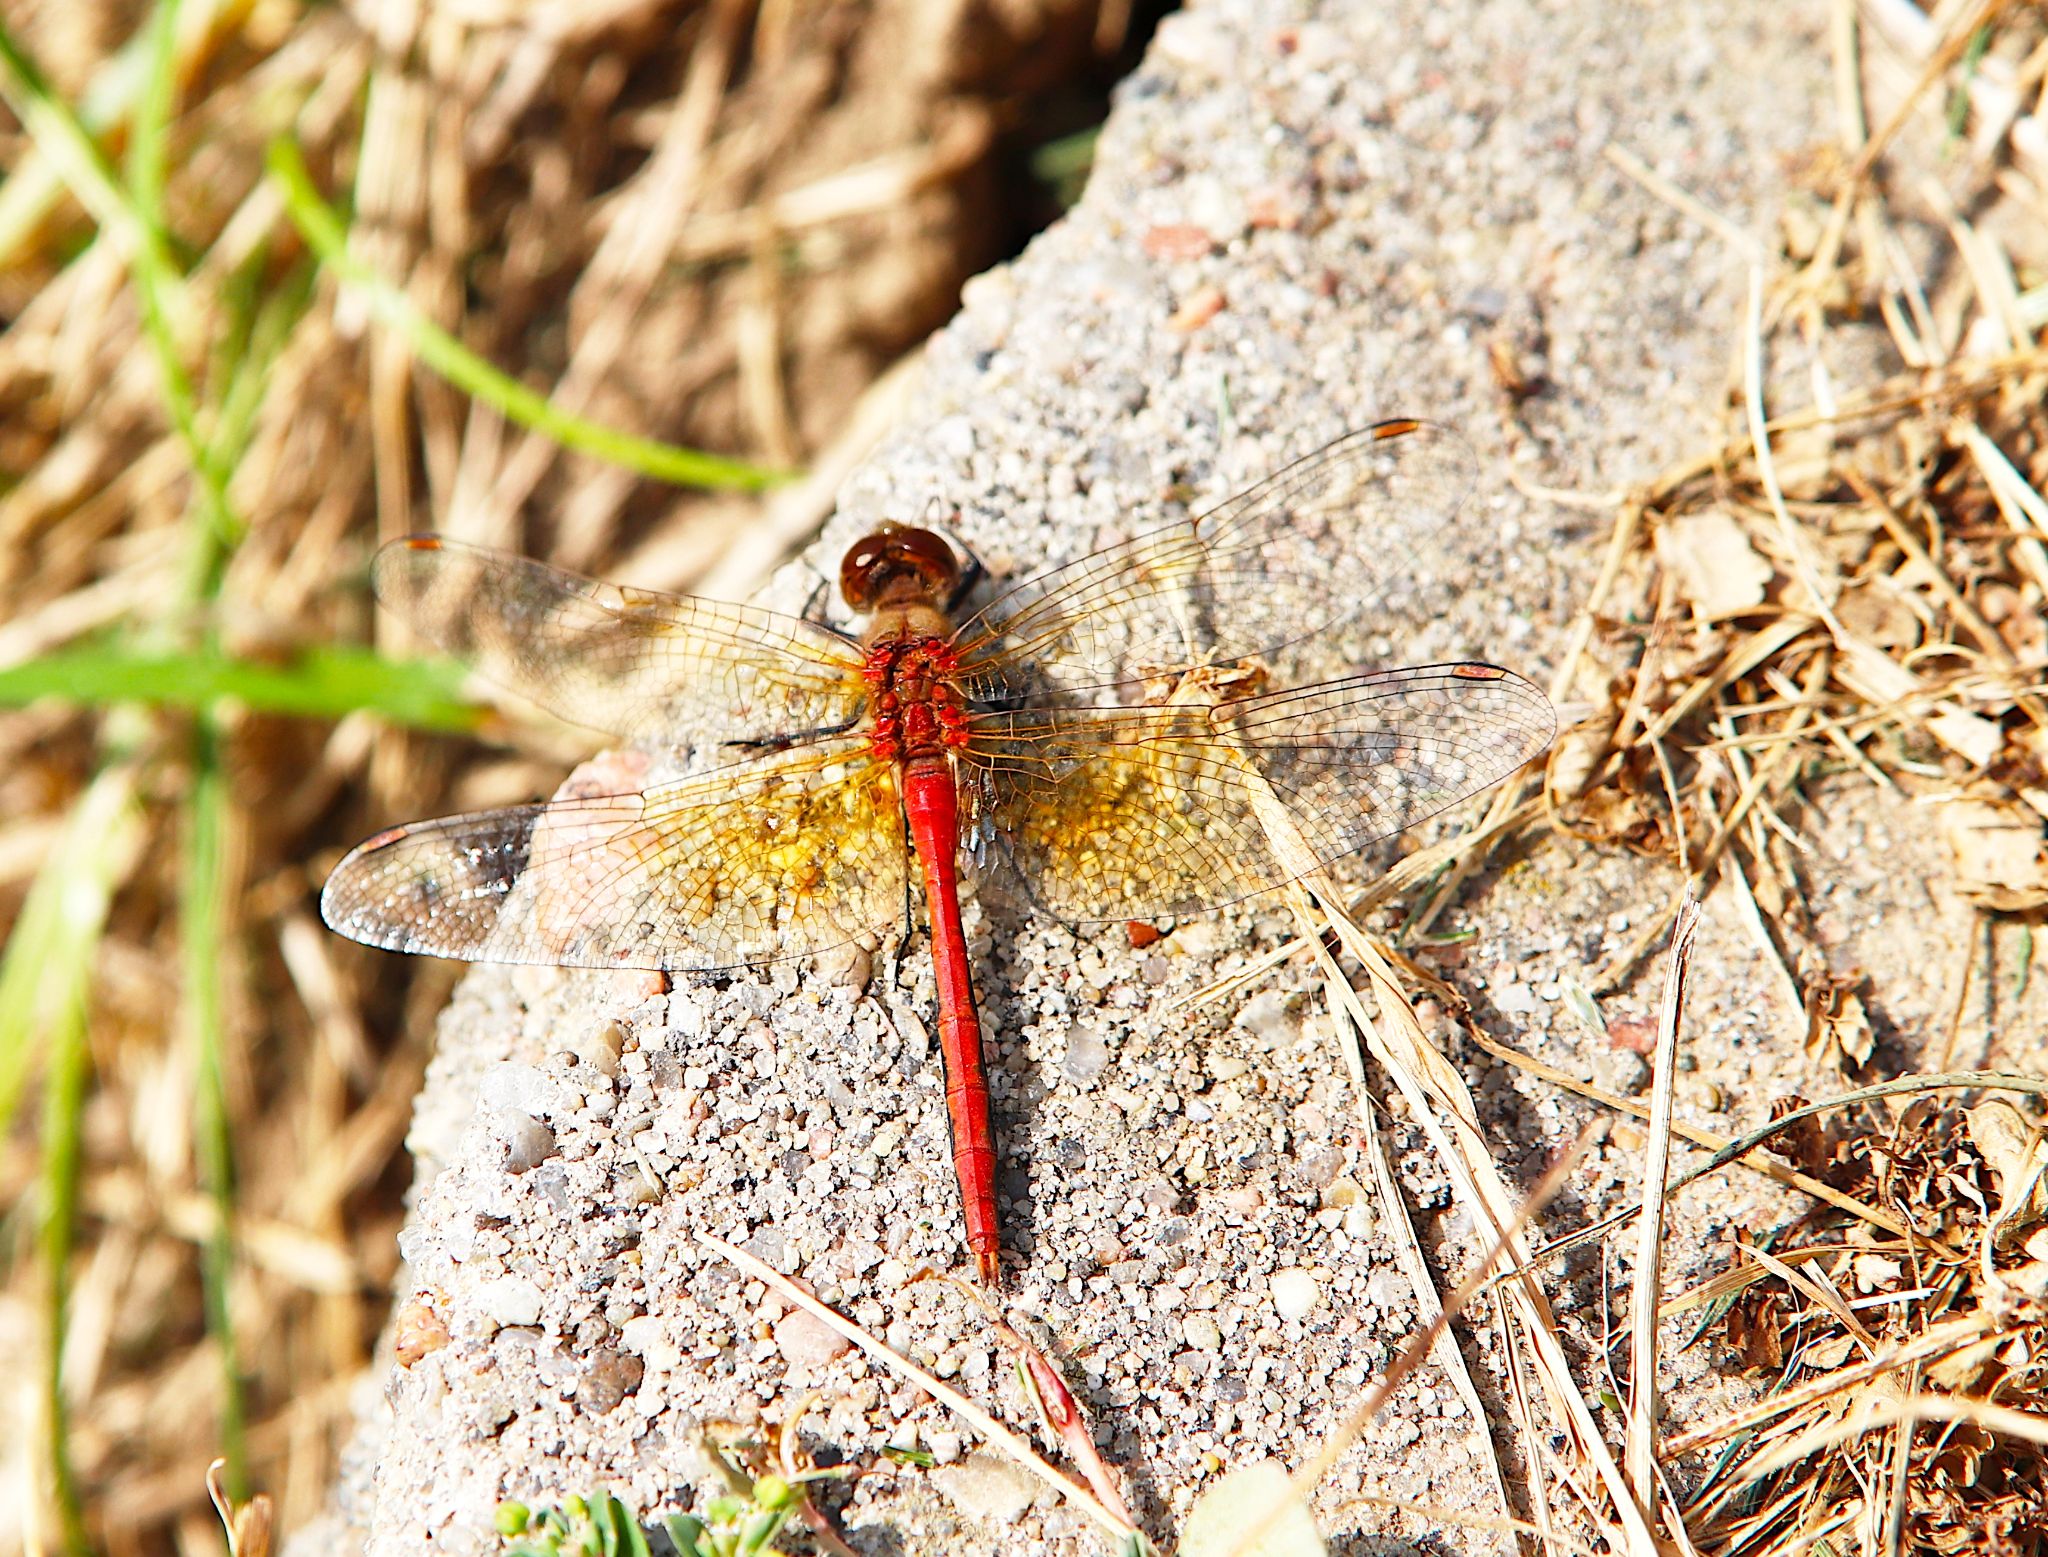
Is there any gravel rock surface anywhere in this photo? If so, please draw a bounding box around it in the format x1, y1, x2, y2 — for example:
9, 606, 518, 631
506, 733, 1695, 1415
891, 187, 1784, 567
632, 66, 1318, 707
290, 0, 1993, 1551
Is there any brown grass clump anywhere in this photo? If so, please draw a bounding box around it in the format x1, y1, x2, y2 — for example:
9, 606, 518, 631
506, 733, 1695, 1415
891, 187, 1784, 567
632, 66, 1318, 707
1467, 1, 2048, 1548
1674, 1093, 2048, 1553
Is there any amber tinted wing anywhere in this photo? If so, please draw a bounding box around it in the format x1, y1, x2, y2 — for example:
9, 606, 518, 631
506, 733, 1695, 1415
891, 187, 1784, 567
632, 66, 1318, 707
950, 421, 1476, 700
962, 663, 1554, 921
374, 536, 868, 747
321, 740, 907, 970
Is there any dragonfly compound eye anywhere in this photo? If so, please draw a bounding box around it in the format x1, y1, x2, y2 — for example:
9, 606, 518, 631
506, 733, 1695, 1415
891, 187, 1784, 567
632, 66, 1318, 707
840, 524, 962, 611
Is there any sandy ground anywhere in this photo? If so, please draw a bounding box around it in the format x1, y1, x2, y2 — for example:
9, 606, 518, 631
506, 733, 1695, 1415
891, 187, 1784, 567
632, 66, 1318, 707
290, 0, 2044, 1551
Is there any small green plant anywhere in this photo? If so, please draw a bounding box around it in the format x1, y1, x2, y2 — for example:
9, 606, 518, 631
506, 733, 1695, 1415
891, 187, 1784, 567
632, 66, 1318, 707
659, 1473, 805, 1557
496, 1490, 654, 1557
678, 1407, 859, 1555
495, 1453, 852, 1557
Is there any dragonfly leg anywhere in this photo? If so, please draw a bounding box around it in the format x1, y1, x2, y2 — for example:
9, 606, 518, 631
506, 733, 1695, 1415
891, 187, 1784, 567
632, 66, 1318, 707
799, 568, 836, 625
723, 716, 862, 756
943, 539, 988, 614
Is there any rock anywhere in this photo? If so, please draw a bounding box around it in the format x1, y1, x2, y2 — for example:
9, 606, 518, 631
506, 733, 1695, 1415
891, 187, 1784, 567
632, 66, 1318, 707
302, 0, 1867, 1549
575, 1349, 644, 1415
391, 1298, 449, 1368
573, 1021, 625, 1076
471, 1277, 544, 1330
1270, 1268, 1320, 1323
499, 1114, 556, 1173
1061, 1024, 1110, 1085
932, 1452, 1038, 1525
771, 1309, 851, 1370
1492, 982, 1538, 1017
1592, 1048, 1652, 1097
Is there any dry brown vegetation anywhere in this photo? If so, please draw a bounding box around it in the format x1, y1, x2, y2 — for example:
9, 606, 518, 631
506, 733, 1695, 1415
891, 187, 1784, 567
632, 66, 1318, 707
1475, 1, 2048, 1546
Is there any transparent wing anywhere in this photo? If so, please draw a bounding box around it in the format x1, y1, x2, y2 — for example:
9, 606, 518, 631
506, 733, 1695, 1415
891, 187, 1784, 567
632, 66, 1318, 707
962, 663, 1554, 922
321, 740, 907, 971
373, 535, 869, 747
950, 420, 1477, 699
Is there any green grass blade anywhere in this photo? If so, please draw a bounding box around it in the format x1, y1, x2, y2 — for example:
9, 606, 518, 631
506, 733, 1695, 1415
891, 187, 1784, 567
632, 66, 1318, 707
0, 764, 144, 1555
266, 137, 797, 494
0, 5, 239, 553
0, 0, 245, 266
127, 0, 240, 562
0, 764, 143, 1134
209, 251, 316, 475
41, 960, 95, 1557
0, 17, 177, 307
125, 0, 177, 244
0, 640, 489, 732
129, 0, 250, 1489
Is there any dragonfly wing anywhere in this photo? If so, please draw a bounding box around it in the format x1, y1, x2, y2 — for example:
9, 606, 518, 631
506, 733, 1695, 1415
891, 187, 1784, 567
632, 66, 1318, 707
321, 740, 909, 971
373, 535, 869, 747
951, 420, 1477, 699
964, 663, 1554, 922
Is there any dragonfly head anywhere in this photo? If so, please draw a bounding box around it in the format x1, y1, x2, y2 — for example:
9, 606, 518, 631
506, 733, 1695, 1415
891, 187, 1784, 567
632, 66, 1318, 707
839, 524, 962, 615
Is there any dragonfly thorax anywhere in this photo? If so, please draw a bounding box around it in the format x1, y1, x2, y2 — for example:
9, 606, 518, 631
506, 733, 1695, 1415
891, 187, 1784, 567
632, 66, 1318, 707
862, 636, 969, 763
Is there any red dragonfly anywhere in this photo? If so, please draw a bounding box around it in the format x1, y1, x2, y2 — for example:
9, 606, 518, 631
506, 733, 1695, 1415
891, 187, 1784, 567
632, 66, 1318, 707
322, 419, 1555, 1284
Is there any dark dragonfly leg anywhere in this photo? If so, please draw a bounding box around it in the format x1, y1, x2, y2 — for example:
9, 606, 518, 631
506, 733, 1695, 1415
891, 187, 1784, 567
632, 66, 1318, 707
723, 716, 862, 756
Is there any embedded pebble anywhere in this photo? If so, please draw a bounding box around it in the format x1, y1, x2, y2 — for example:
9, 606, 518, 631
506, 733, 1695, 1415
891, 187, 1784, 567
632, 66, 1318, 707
478, 1062, 554, 1117
575, 1349, 644, 1415
933, 1452, 1038, 1524
1270, 1268, 1320, 1322
1233, 989, 1297, 1043
1492, 982, 1538, 1016
573, 1021, 625, 1076
500, 1114, 556, 1173
1367, 1270, 1409, 1311
472, 1277, 544, 1329
617, 1316, 679, 1373
392, 1298, 449, 1367
1593, 1048, 1653, 1096
1061, 1025, 1110, 1085
772, 1309, 852, 1369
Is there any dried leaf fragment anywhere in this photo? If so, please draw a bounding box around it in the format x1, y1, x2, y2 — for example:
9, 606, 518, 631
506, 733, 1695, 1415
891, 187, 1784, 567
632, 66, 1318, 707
1654, 509, 1774, 620
1966, 1099, 2048, 1234
1802, 968, 1875, 1070
1939, 795, 2048, 909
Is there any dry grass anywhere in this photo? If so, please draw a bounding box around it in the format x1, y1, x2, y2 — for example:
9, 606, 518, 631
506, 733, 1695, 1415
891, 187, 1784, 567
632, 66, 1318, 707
1417, 0, 2048, 1549
3, 0, 2047, 1554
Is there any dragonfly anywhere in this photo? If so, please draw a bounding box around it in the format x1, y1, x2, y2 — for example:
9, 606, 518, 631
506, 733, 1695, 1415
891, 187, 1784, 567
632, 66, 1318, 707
321, 419, 1556, 1285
